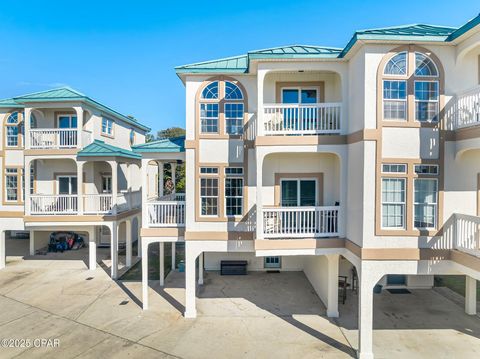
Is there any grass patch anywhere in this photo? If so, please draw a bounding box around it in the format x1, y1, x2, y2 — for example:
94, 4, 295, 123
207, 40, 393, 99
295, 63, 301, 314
434, 275, 480, 298
120, 242, 184, 281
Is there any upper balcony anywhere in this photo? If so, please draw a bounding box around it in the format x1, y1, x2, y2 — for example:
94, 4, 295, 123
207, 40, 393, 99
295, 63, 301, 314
257, 69, 345, 139
28, 128, 92, 150
452, 85, 480, 130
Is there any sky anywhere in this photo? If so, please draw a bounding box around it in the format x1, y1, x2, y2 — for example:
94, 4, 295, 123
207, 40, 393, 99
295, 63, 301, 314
0, 0, 478, 135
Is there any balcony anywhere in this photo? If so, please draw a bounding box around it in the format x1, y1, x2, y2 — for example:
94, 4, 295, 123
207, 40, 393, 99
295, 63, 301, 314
29, 190, 142, 216
146, 193, 185, 227
262, 103, 341, 136
262, 206, 339, 238
453, 85, 480, 129
27, 129, 93, 150
454, 213, 480, 258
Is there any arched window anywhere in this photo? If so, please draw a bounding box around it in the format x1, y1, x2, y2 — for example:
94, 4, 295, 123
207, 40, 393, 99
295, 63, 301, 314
415, 52, 438, 77
384, 52, 407, 76
5, 111, 22, 147
382, 49, 441, 123
225, 81, 243, 100
129, 129, 135, 146
199, 79, 246, 135
201, 81, 219, 99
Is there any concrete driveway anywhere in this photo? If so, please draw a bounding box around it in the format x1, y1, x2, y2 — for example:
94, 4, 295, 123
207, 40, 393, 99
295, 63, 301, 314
0, 257, 479, 359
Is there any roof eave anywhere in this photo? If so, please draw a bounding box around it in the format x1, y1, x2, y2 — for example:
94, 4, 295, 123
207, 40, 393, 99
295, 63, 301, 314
447, 14, 480, 42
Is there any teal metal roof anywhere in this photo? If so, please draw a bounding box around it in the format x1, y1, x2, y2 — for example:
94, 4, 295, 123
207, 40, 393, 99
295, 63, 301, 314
132, 136, 185, 153
78, 139, 141, 159
176, 15, 480, 71
0, 87, 150, 132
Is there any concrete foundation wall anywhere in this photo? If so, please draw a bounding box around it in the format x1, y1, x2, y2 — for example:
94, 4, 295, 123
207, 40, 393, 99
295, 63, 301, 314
204, 252, 304, 271
303, 255, 329, 305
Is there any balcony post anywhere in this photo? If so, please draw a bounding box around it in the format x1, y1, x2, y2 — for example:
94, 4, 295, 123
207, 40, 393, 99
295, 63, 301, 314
24, 158, 32, 215
109, 161, 118, 215
0, 230, 5, 270
73, 107, 83, 148
465, 276, 477, 315
77, 161, 84, 215
156, 161, 164, 197
256, 149, 264, 240
257, 69, 268, 137
24, 107, 31, 149
170, 162, 177, 194
141, 159, 149, 228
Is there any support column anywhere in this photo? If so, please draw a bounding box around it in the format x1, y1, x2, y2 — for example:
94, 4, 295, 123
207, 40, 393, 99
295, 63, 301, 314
198, 252, 204, 285
110, 162, 118, 215
255, 150, 264, 240
24, 158, 32, 215
157, 161, 164, 197
358, 270, 376, 359
465, 276, 477, 315
326, 254, 340, 318
110, 223, 118, 279
142, 241, 149, 310
0, 231, 5, 270
29, 230, 35, 256
137, 215, 142, 258
77, 161, 84, 215
184, 242, 197, 318
126, 219, 132, 267
171, 242, 176, 270
24, 107, 32, 149
141, 159, 149, 230
159, 242, 165, 286
88, 226, 97, 271
73, 106, 83, 148
171, 162, 177, 194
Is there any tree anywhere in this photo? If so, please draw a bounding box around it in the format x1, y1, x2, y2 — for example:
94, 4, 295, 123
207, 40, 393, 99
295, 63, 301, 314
157, 127, 185, 139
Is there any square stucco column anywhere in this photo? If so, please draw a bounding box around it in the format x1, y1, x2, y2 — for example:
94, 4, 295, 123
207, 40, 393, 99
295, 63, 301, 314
159, 242, 165, 286
184, 242, 198, 318
73, 107, 83, 148
142, 240, 149, 310
110, 222, 118, 279
110, 161, 118, 215
141, 159, 149, 232
137, 215, 142, 258
88, 227, 97, 271
126, 219, 132, 268
326, 254, 340, 318
256, 149, 264, 240
198, 252, 204, 285
358, 267, 378, 359
465, 276, 477, 315
0, 230, 5, 269
29, 230, 35, 256
24, 158, 32, 215
157, 161, 164, 197
171, 242, 176, 270
171, 162, 177, 193
77, 161, 84, 215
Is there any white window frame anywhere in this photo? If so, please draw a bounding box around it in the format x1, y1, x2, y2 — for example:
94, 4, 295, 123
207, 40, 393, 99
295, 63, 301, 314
382, 80, 407, 121
383, 51, 408, 77
413, 178, 438, 230
225, 167, 244, 217
101, 117, 114, 136
199, 103, 219, 134
414, 164, 439, 175
381, 178, 406, 229
199, 167, 218, 175
57, 114, 78, 128
102, 175, 112, 193
224, 103, 244, 135
280, 177, 318, 207
382, 163, 407, 174
5, 168, 19, 202
414, 80, 439, 123
281, 87, 320, 104
200, 177, 219, 217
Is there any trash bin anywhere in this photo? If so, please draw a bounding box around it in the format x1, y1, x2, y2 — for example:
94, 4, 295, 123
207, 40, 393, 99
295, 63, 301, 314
178, 260, 185, 273
373, 284, 383, 294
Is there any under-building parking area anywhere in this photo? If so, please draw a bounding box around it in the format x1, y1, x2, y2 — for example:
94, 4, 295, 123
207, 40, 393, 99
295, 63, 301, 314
0, 256, 479, 358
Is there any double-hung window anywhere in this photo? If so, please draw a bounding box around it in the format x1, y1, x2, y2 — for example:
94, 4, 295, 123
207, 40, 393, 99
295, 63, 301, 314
381, 178, 406, 229
6, 112, 21, 147
225, 167, 243, 216
225, 103, 244, 135
414, 179, 437, 228
101, 117, 114, 136
200, 177, 218, 216
415, 81, 439, 122
383, 80, 407, 121
200, 103, 219, 133
5, 168, 19, 202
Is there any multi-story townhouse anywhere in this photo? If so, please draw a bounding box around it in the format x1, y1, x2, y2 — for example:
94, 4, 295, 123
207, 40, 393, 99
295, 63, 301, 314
139, 14, 480, 359
0, 87, 149, 279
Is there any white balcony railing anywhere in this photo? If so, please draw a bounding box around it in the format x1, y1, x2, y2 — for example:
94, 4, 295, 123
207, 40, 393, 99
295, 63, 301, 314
455, 85, 480, 129
30, 194, 78, 215
263, 103, 341, 135
29, 191, 142, 216
263, 206, 339, 238
83, 194, 113, 214
454, 213, 480, 258
147, 200, 185, 227
29, 129, 78, 149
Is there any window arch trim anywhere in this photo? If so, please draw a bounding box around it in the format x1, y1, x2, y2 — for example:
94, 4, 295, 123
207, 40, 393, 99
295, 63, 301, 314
4, 111, 24, 148
383, 51, 408, 76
